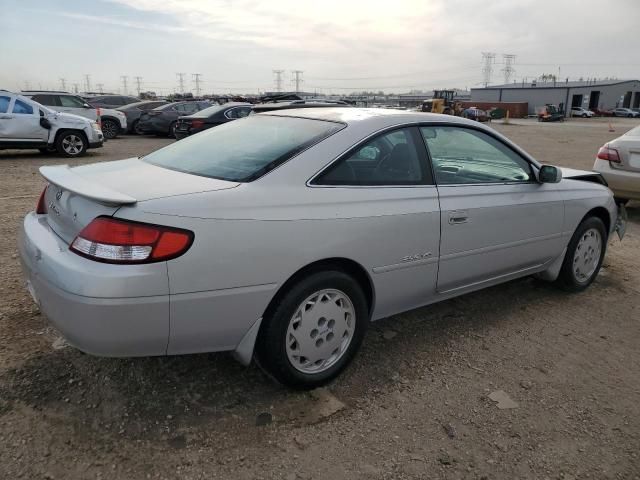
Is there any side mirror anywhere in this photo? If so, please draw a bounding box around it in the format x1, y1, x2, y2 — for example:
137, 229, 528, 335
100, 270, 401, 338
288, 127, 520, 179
538, 165, 562, 183
40, 117, 51, 129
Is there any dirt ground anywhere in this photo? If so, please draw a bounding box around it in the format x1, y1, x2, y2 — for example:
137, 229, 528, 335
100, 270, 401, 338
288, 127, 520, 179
1, 117, 639, 480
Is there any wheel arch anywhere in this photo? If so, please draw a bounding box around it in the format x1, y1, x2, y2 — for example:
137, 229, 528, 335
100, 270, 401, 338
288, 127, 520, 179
583, 206, 611, 235
54, 128, 88, 146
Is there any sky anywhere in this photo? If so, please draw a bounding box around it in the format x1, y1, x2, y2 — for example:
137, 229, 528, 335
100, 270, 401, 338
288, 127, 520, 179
1, 0, 639, 95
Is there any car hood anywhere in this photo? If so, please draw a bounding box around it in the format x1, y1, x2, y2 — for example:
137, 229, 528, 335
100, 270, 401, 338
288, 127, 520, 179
69, 157, 240, 201
559, 167, 608, 186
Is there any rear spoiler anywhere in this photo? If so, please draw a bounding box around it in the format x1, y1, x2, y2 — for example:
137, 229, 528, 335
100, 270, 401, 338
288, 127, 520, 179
40, 165, 137, 205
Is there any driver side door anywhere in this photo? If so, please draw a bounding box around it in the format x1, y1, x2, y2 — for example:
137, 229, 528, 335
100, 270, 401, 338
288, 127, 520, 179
421, 125, 565, 294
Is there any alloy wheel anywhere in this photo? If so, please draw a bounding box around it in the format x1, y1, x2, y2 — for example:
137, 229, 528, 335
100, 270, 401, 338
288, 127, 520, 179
61, 134, 84, 155
285, 289, 355, 374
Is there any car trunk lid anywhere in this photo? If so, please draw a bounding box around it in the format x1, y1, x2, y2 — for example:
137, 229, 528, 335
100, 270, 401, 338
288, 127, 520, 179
40, 159, 239, 243
611, 137, 640, 173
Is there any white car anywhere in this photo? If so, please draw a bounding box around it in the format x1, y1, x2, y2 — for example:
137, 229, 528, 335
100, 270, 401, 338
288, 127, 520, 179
0, 91, 103, 157
593, 125, 640, 202
612, 108, 640, 118
571, 107, 595, 118
22, 91, 126, 139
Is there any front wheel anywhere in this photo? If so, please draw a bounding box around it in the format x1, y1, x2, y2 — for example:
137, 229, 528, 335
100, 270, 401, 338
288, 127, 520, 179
555, 217, 607, 292
256, 270, 368, 389
101, 119, 119, 139
55, 131, 87, 158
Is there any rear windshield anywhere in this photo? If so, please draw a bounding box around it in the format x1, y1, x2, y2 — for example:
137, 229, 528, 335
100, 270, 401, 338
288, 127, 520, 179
143, 115, 344, 182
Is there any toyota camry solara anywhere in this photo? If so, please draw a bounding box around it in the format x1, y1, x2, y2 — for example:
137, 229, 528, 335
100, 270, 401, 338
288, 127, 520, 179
19, 108, 626, 388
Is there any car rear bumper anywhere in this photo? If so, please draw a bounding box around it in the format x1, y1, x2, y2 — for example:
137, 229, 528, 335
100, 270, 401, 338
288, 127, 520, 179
18, 212, 170, 356
593, 159, 640, 200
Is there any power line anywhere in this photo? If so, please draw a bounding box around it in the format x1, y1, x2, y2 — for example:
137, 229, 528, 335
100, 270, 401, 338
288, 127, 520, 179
502, 54, 516, 84
192, 73, 202, 96
272, 70, 284, 92
291, 70, 304, 93
176, 73, 186, 94
120, 76, 129, 95
481, 52, 496, 87
134, 76, 143, 95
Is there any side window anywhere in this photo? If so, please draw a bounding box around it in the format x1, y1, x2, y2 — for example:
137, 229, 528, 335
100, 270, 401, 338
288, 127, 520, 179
421, 126, 533, 185
59, 95, 86, 108
183, 103, 198, 113
238, 107, 252, 118
12, 99, 34, 115
315, 128, 428, 186
225, 107, 246, 119
32, 95, 60, 107
174, 104, 187, 112
0, 96, 10, 113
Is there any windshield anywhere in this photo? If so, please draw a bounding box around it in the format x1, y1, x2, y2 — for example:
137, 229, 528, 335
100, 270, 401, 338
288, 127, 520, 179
144, 115, 344, 182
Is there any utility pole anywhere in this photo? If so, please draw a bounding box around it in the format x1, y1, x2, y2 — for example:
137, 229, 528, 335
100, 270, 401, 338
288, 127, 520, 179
59, 78, 67, 91
84, 74, 91, 93
134, 76, 143, 95
96, 83, 104, 94
72, 83, 79, 94
121, 76, 129, 95
192, 73, 202, 97
273, 70, 285, 92
501, 54, 516, 84
291, 70, 304, 93
176, 73, 186, 94
481, 52, 496, 87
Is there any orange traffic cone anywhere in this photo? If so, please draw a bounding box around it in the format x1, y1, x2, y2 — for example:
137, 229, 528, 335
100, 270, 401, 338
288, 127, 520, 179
608, 121, 615, 133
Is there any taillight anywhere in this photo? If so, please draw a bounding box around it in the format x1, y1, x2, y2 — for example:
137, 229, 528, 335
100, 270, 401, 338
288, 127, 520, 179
36, 186, 48, 214
70, 217, 193, 264
597, 144, 621, 163
190, 119, 205, 129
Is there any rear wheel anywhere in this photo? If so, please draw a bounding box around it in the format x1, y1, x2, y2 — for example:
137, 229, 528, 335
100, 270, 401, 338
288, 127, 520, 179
55, 131, 87, 158
101, 119, 119, 139
132, 120, 144, 135
168, 121, 177, 138
38, 147, 56, 154
555, 217, 607, 292
582, 113, 588, 118
256, 270, 368, 389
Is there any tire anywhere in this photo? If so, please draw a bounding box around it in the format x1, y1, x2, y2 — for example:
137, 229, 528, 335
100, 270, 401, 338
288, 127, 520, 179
55, 131, 87, 158
132, 120, 144, 135
101, 119, 119, 139
168, 121, 177, 138
555, 216, 607, 292
38, 147, 55, 154
582, 113, 588, 118
628, 114, 633, 118
256, 270, 369, 389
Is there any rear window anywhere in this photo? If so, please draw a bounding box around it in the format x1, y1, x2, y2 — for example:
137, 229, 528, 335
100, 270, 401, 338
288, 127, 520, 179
144, 115, 344, 182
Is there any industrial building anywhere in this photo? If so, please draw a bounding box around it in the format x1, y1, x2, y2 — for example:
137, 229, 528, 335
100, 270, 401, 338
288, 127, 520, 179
471, 79, 640, 116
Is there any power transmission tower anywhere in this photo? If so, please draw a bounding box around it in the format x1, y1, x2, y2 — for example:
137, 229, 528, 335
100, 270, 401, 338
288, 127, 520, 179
134, 76, 143, 95
502, 54, 516, 84
84, 74, 91, 93
291, 70, 304, 93
273, 70, 285, 92
481, 52, 496, 87
176, 73, 186, 94
72, 83, 79, 94
96, 83, 104, 94
192, 73, 202, 97
121, 76, 129, 95
59, 78, 67, 91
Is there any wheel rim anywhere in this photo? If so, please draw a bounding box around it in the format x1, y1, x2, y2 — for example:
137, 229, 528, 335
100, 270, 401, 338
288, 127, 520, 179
103, 121, 117, 137
285, 289, 355, 374
573, 228, 602, 283
134, 122, 143, 134
62, 134, 83, 155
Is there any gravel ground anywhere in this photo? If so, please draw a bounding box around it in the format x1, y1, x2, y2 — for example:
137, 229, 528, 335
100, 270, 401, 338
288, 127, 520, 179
1, 118, 639, 480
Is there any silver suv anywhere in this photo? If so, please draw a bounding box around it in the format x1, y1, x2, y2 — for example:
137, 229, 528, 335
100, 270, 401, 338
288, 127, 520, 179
0, 91, 103, 157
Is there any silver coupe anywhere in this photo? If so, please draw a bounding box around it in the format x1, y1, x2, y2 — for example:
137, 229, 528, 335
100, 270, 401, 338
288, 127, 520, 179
19, 108, 626, 388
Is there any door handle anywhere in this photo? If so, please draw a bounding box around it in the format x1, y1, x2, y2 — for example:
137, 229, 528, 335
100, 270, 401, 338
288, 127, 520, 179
448, 210, 469, 224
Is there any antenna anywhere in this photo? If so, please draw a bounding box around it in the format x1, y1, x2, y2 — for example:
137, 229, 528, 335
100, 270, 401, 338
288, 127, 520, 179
273, 70, 285, 92
176, 73, 186, 94
59, 78, 67, 91
192, 73, 202, 97
481, 52, 496, 87
121, 76, 129, 95
134, 76, 143, 95
291, 70, 304, 93
84, 74, 91, 93
502, 54, 516, 84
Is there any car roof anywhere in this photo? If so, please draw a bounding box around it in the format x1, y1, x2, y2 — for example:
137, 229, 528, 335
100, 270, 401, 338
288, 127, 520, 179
259, 107, 480, 127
